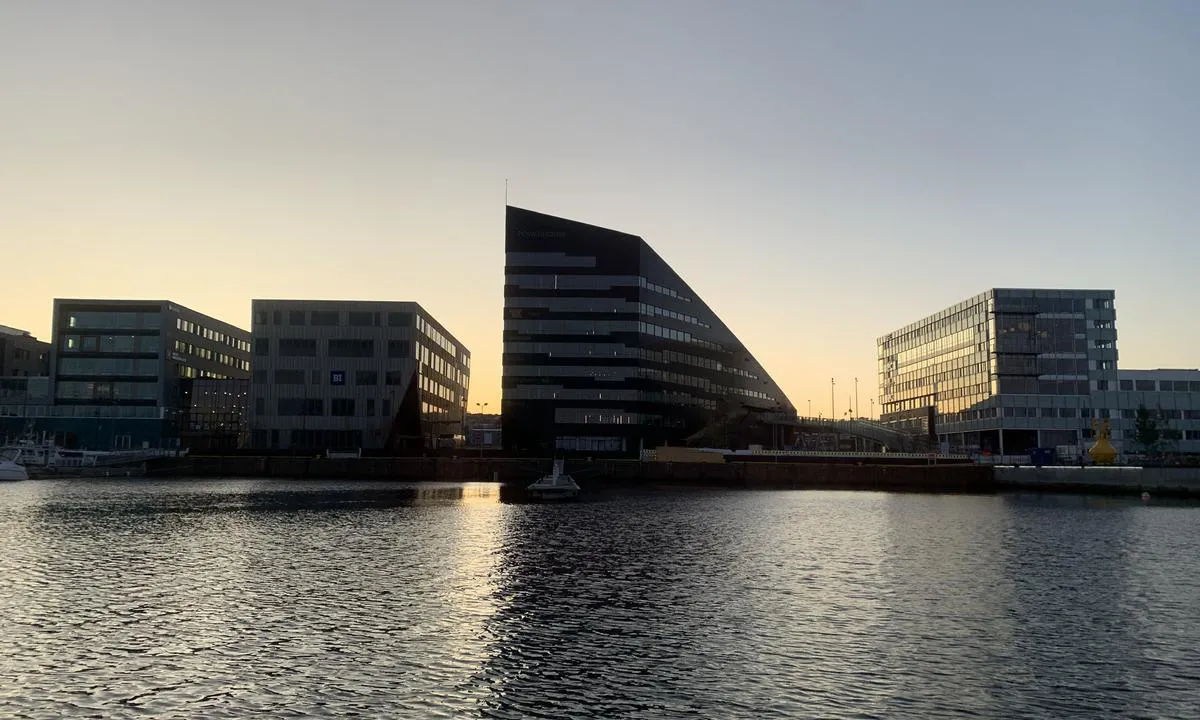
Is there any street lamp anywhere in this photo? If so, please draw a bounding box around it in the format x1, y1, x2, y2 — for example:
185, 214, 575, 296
474, 401, 488, 456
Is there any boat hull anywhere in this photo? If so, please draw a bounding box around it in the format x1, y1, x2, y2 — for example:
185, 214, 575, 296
0, 461, 29, 481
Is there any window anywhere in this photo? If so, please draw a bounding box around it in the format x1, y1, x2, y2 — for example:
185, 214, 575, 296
1119, 379, 1133, 391
387, 312, 412, 327
331, 398, 355, 416
1096, 380, 1108, 391
355, 370, 378, 386
274, 369, 305, 384
277, 398, 323, 416
279, 338, 317, 356
1135, 380, 1155, 391
348, 311, 377, 327
387, 340, 411, 358
255, 398, 265, 415
311, 310, 339, 326
366, 398, 376, 416
289, 310, 306, 326
329, 339, 374, 358
272, 310, 282, 325
385, 370, 407, 386
255, 338, 270, 356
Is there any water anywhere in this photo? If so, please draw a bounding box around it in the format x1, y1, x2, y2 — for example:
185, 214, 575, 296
1, 480, 1198, 719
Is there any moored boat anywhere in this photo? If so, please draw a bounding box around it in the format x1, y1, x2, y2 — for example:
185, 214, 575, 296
526, 459, 581, 500
0, 456, 29, 481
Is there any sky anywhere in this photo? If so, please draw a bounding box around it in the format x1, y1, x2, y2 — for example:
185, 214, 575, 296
2, 1, 1198, 416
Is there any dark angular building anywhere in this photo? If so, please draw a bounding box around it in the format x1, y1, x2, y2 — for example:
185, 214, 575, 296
503, 206, 796, 456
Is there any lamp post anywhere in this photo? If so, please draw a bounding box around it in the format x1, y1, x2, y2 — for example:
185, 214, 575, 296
830, 378, 835, 420
807, 399, 811, 417
870, 398, 875, 420
474, 401, 488, 456
854, 377, 859, 419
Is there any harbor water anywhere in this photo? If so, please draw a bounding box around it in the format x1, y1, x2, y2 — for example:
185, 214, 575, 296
1, 479, 1198, 718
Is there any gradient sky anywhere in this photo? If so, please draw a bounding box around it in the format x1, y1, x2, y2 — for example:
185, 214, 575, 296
3, 1, 1198, 416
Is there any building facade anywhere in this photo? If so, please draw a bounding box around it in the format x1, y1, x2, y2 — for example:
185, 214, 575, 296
0, 325, 50, 377
502, 206, 796, 457
0, 299, 251, 449
878, 288, 1119, 456
179, 377, 251, 451
1113, 369, 1200, 456
249, 300, 469, 451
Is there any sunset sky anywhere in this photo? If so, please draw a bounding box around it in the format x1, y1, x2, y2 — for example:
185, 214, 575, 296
2, 1, 1197, 416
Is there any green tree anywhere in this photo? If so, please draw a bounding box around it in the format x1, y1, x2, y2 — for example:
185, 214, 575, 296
1132, 404, 1161, 456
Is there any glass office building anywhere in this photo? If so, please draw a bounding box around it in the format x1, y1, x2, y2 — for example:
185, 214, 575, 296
503, 206, 795, 456
877, 288, 1118, 455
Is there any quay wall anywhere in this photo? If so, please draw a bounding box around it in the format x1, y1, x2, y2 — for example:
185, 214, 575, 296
995, 466, 1200, 498
145, 456, 994, 493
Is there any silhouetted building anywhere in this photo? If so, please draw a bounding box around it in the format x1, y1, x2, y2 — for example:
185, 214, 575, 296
249, 300, 469, 451
0, 325, 50, 377
502, 206, 795, 457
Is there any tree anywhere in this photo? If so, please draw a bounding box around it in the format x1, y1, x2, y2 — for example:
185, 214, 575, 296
1132, 404, 1161, 456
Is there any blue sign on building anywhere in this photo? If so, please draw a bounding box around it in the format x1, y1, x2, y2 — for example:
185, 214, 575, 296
330, 370, 346, 386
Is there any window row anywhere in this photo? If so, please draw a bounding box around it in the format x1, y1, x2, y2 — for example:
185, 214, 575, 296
506, 274, 640, 291
254, 397, 396, 418
175, 318, 249, 352
505, 251, 597, 268
1118, 379, 1200, 393
255, 308, 414, 328
62, 334, 158, 354
639, 303, 710, 329
506, 296, 637, 313
253, 369, 412, 386
553, 408, 660, 425
506, 385, 719, 410
639, 277, 691, 303
59, 358, 158, 377
172, 340, 250, 370
56, 380, 158, 401
417, 314, 464, 361
555, 436, 627, 452
254, 338, 414, 360
66, 311, 161, 330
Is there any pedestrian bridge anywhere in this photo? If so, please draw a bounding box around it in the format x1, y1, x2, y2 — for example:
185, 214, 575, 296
792, 417, 930, 453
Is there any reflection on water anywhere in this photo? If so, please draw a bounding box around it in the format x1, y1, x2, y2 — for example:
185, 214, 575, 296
1, 480, 1198, 718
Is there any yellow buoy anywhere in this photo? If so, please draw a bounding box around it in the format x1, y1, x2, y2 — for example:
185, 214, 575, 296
1088, 419, 1118, 465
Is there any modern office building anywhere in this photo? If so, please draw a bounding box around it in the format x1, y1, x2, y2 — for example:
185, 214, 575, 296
502, 206, 796, 457
1114, 369, 1200, 455
0, 299, 252, 449
877, 288, 1119, 456
249, 300, 470, 451
0, 325, 50, 377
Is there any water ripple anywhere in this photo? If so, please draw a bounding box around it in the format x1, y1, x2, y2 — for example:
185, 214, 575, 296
0, 481, 1198, 718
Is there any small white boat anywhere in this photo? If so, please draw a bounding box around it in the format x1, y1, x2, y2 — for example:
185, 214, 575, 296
0, 456, 29, 481
526, 459, 580, 500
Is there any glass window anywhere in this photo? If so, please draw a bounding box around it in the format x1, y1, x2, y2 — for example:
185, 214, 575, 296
1136, 380, 1156, 391
355, 370, 378, 386
255, 398, 265, 415
387, 312, 412, 327
387, 340, 411, 358
329, 339, 374, 358
331, 398, 355, 416
348, 311, 377, 327
385, 371, 407, 386
1119, 379, 1133, 391
289, 310, 306, 326
311, 310, 339, 326
254, 338, 270, 356
279, 338, 317, 356
274, 369, 305, 384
